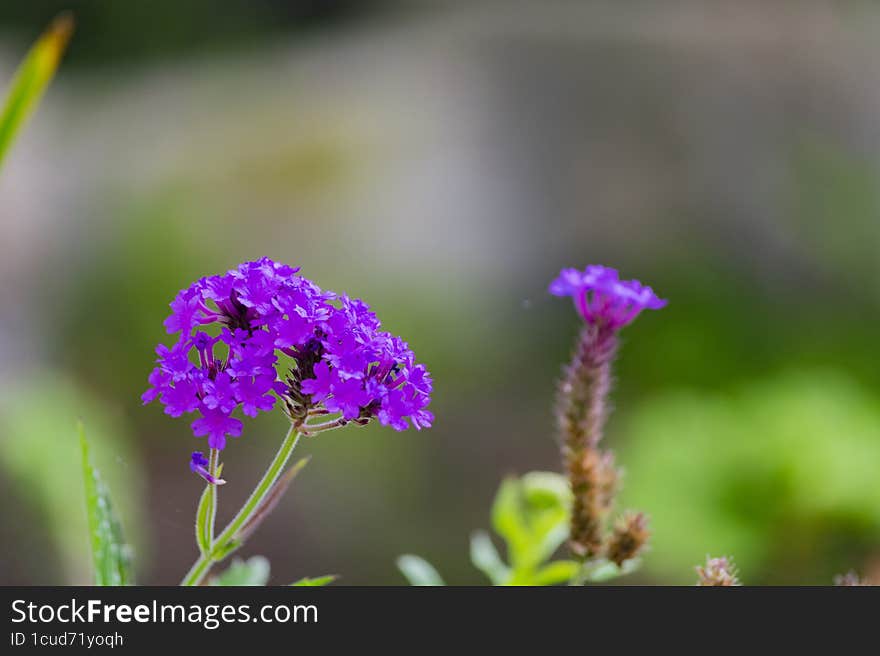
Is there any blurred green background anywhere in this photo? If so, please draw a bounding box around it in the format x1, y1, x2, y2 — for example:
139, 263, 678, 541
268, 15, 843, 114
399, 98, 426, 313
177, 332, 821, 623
1, 0, 880, 585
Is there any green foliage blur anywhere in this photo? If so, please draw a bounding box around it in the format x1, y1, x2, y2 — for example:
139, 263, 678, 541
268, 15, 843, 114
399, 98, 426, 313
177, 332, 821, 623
80, 423, 133, 585
0, 13, 71, 169
0, 375, 144, 584
400, 471, 639, 586
620, 371, 880, 585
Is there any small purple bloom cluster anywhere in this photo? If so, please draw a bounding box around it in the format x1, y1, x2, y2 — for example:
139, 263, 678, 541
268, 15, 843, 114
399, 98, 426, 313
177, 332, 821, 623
144, 258, 433, 455
549, 265, 666, 330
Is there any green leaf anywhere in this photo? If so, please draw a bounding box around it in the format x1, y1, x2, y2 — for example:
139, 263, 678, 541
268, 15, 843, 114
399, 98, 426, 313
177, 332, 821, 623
290, 575, 336, 587
396, 555, 444, 586
583, 558, 642, 583
531, 560, 581, 586
235, 457, 309, 543
0, 13, 73, 170
491, 477, 531, 566
211, 556, 270, 586
194, 483, 215, 556
491, 472, 571, 573
521, 472, 571, 563
80, 422, 132, 586
521, 471, 572, 507
469, 530, 510, 585
0, 373, 144, 584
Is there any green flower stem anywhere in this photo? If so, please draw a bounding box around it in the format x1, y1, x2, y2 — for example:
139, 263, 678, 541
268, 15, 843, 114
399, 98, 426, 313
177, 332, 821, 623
181, 424, 302, 586
207, 448, 218, 538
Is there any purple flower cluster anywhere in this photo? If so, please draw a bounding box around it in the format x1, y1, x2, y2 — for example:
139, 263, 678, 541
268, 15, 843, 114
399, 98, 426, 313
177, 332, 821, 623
144, 258, 433, 456
549, 265, 666, 329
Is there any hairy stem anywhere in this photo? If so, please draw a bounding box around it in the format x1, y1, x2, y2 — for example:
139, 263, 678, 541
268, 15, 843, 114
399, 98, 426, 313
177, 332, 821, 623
207, 448, 218, 538
557, 324, 619, 560
181, 424, 302, 586
557, 325, 617, 451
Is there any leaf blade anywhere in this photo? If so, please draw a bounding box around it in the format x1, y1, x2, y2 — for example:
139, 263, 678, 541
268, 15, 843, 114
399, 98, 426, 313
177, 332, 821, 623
235, 456, 309, 543
80, 422, 132, 586
211, 556, 271, 586
195, 483, 215, 556
396, 555, 444, 586
0, 13, 74, 169
290, 575, 336, 587
531, 560, 581, 586
469, 530, 510, 585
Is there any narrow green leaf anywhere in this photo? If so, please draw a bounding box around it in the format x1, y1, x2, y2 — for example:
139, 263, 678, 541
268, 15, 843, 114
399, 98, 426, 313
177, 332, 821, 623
491, 477, 531, 567
211, 556, 270, 586
235, 456, 309, 543
531, 560, 581, 586
583, 557, 642, 583
79, 422, 132, 586
396, 555, 444, 586
469, 530, 510, 585
521, 471, 571, 563
0, 13, 74, 169
195, 483, 215, 556
290, 575, 337, 587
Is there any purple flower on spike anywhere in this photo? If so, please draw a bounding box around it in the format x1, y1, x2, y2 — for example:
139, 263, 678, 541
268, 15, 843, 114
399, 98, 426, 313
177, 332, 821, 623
549, 265, 666, 330
550, 264, 664, 559
144, 257, 434, 475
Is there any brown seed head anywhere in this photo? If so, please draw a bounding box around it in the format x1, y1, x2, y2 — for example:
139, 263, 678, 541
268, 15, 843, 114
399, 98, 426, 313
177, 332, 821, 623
606, 511, 650, 567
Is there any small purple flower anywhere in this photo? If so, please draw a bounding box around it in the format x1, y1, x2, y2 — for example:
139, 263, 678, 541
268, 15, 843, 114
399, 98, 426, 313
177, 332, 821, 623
300, 360, 334, 404
144, 257, 434, 473
202, 371, 238, 414
377, 388, 415, 431
549, 265, 666, 329
156, 342, 193, 381
164, 288, 203, 335
141, 367, 169, 405
235, 374, 278, 418
161, 378, 201, 417
323, 376, 372, 420
274, 314, 315, 351
189, 451, 226, 486
191, 407, 243, 450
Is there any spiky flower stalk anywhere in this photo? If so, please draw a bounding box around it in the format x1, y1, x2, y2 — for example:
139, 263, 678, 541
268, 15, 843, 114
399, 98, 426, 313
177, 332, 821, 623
696, 556, 741, 586
550, 266, 665, 561
565, 444, 618, 558
557, 324, 619, 557
558, 324, 617, 452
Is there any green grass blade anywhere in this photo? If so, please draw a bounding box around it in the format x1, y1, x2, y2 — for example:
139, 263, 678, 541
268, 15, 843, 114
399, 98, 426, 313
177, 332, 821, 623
195, 483, 215, 556
235, 456, 309, 543
0, 13, 74, 169
79, 422, 132, 586
290, 575, 337, 587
